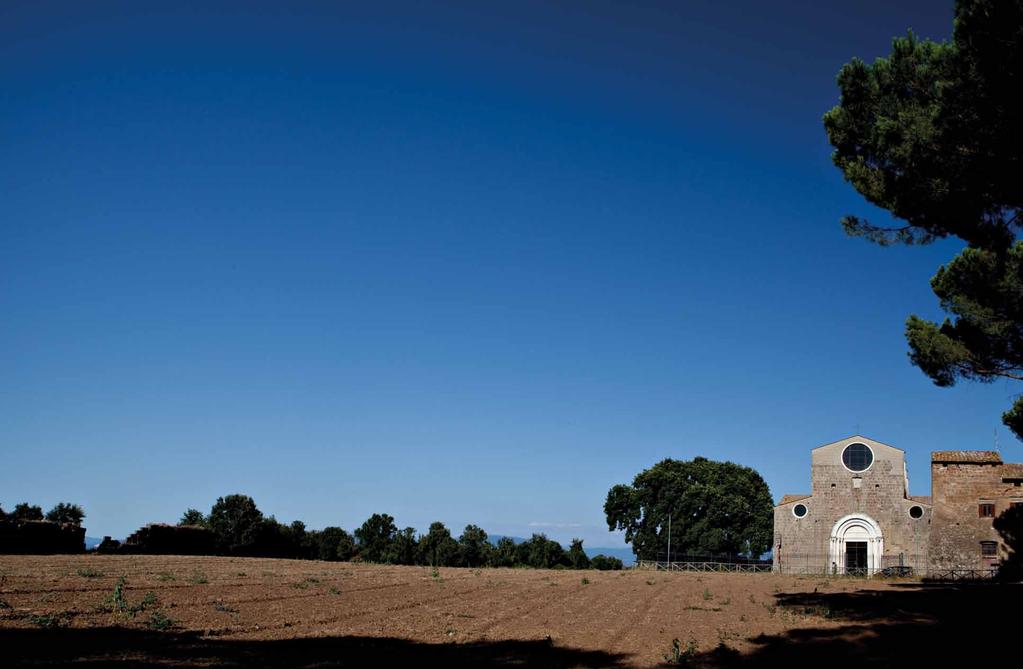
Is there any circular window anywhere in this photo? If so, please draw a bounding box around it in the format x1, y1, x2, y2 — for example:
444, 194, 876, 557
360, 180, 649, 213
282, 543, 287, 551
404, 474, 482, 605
909, 506, 923, 519
793, 504, 808, 518
842, 443, 874, 472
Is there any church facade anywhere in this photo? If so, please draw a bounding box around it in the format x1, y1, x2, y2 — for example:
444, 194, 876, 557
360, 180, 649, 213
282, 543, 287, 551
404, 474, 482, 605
773, 435, 1023, 575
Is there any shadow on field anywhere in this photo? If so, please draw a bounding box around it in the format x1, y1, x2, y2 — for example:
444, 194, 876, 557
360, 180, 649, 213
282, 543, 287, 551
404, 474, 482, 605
3, 583, 1018, 668
691, 581, 1021, 668
0, 627, 628, 668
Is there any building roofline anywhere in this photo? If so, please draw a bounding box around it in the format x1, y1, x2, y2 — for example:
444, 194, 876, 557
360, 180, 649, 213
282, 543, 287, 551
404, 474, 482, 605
931, 450, 1003, 464
774, 494, 811, 507
811, 434, 903, 453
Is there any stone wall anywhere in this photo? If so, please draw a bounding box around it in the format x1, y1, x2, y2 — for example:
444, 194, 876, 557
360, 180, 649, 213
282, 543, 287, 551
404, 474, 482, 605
773, 436, 930, 574
776, 440, 1023, 575
929, 454, 1023, 571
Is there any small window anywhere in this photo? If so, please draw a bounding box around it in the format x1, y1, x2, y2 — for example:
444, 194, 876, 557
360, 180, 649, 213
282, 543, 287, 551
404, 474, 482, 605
909, 506, 923, 519
793, 504, 808, 518
979, 503, 995, 518
1011, 501, 1023, 508
981, 541, 998, 556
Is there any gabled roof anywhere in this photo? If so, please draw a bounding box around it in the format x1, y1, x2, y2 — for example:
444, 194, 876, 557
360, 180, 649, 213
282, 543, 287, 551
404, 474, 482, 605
812, 435, 902, 453
777, 494, 810, 506
909, 495, 933, 505
932, 451, 1003, 464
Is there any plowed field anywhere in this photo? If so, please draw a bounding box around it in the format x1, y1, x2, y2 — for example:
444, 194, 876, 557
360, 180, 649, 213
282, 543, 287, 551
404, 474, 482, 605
0, 555, 1015, 667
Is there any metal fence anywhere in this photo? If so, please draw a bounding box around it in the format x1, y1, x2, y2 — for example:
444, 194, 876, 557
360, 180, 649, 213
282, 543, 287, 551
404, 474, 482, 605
772, 552, 929, 577
924, 568, 999, 581
632, 552, 1001, 579
635, 552, 772, 573
636, 559, 773, 573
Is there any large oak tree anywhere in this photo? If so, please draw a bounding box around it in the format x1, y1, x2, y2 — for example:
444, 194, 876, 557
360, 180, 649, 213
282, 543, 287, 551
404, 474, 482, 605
604, 457, 773, 560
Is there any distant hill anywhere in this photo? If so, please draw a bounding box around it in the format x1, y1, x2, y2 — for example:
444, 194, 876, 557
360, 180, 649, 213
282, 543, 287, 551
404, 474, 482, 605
487, 535, 635, 566
84, 536, 104, 550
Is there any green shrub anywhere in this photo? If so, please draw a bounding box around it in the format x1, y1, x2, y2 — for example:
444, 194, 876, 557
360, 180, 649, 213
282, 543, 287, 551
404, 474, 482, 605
663, 637, 698, 666
145, 610, 174, 630
29, 613, 71, 629
589, 555, 624, 571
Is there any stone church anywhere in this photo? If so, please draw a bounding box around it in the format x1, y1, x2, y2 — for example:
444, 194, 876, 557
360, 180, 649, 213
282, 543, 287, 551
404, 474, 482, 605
773, 435, 1023, 575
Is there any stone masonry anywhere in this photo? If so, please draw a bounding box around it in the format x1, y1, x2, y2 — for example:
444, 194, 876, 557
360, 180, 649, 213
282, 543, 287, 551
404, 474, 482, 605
773, 435, 1022, 575
929, 451, 1023, 570
773, 436, 931, 575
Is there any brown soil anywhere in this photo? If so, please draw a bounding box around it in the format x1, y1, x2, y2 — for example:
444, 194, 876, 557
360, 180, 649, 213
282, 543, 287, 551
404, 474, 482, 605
0, 555, 1016, 667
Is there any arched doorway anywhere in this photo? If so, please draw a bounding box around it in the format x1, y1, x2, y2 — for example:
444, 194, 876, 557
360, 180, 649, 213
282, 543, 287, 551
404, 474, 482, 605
828, 514, 883, 575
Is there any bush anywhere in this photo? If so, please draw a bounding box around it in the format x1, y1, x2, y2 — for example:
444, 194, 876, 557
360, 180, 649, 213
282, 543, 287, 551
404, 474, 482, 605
95, 536, 122, 553
517, 534, 569, 569
590, 555, 624, 571
0, 519, 85, 554
122, 524, 217, 555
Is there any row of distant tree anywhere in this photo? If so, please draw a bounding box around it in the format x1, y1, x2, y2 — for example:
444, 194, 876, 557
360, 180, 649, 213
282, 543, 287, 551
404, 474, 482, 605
0, 502, 86, 526
174, 494, 623, 569
0, 502, 87, 554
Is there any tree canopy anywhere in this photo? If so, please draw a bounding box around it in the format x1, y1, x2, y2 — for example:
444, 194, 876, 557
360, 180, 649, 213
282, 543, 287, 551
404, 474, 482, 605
207, 494, 264, 553
0, 487, 624, 570
1, 502, 88, 526
824, 0, 1023, 437
45, 502, 85, 526
354, 513, 398, 563
567, 538, 590, 569
10, 503, 44, 522
824, 0, 1023, 249
604, 457, 773, 560
458, 524, 492, 568
179, 508, 206, 526
419, 521, 460, 567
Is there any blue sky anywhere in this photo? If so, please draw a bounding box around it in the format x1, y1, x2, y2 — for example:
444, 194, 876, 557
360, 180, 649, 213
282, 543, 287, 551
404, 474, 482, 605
2, 1, 1016, 546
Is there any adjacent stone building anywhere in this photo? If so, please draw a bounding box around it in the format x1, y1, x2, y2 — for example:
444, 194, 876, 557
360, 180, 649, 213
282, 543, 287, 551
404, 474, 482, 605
773, 435, 1023, 575
929, 450, 1023, 571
